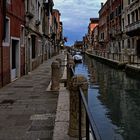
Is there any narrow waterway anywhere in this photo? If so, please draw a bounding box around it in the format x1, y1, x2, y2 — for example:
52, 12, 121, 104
74, 54, 140, 140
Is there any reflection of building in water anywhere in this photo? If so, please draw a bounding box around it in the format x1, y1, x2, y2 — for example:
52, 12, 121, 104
91, 59, 140, 139
86, 58, 98, 85
120, 76, 140, 139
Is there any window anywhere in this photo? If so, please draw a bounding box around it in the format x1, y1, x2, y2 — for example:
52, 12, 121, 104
132, 38, 134, 48
20, 26, 25, 46
131, 12, 135, 23
122, 40, 124, 49
115, 8, 118, 16
38, 2, 41, 21
122, 18, 124, 31
4, 17, 10, 43
110, 12, 114, 20
101, 32, 104, 40
31, 35, 36, 59
136, 10, 138, 21
128, 39, 130, 48
27, 0, 30, 12
118, 5, 121, 15
128, 14, 130, 25
118, 42, 121, 52
36, 1, 40, 21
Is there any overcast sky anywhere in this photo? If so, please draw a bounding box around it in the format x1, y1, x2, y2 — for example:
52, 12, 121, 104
54, 0, 107, 46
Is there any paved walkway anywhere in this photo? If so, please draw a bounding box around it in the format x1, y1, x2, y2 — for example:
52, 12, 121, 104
0, 53, 65, 140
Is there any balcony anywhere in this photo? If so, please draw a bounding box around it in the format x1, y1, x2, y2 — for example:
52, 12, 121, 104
125, 20, 140, 36
98, 39, 105, 44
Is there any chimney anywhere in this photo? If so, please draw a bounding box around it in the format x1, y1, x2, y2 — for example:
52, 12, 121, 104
101, 2, 104, 8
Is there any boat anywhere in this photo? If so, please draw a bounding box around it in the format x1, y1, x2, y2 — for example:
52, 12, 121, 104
73, 54, 83, 63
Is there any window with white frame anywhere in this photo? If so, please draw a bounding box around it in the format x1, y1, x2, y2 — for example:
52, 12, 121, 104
4, 17, 10, 43
20, 26, 25, 46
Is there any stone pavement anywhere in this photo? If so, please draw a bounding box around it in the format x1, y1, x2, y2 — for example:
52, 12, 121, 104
0, 53, 65, 140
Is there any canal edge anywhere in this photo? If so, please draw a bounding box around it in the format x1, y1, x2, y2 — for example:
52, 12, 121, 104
85, 51, 140, 78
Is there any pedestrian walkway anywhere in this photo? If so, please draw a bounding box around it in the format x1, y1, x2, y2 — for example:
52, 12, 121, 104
0, 53, 65, 140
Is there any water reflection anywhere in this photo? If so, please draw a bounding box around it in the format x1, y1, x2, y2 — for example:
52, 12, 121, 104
74, 54, 140, 140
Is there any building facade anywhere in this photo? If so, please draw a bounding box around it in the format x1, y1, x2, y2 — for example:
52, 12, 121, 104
0, 0, 25, 86
52, 9, 61, 55
98, 2, 109, 51
25, 0, 46, 73
92, 25, 99, 51
0, 0, 4, 87
108, 0, 122, 53
86, 18, 99, 50
0, 0, 63, 88
123, 0, 140, 56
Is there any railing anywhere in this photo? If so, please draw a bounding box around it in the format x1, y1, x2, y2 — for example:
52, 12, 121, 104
93, 51, 140, 65
125, 20, 140, 33
71, 66, 101, 140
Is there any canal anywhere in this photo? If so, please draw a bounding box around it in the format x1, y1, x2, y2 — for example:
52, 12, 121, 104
74, 54, 140, 140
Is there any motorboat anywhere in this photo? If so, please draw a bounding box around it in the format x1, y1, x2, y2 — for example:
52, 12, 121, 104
73, 54, 83, 63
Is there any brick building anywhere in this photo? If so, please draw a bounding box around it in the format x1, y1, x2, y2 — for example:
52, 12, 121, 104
98, 2, 110, 51
52, 9, 61, 54
0, 0, 25, 86
92, 25, 99, 51
87, 18, 99, 50
74, 41, 84, 51
108, 0, 122, 53
0, 0, 4, 87
0, 0, 63, 88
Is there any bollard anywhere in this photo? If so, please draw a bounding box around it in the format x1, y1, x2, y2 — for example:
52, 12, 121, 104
69, 75, 88, 138
67, 56, 75, 89
51, 61, 60, 91
56, 58, 62, 78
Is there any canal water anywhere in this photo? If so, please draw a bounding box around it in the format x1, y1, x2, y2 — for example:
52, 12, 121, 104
74, 54, 140, 140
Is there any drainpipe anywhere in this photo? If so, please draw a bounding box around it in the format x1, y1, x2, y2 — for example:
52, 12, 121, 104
1, 0, 6, 86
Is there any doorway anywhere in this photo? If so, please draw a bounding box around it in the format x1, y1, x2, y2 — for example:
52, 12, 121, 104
11, 39, 20, 81
137, 39, 140, 57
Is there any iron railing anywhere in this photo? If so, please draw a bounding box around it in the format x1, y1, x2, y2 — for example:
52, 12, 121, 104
71, 67, 101, 140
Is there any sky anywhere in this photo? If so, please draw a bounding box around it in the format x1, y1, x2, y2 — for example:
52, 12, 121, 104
54, 0, 107, 46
